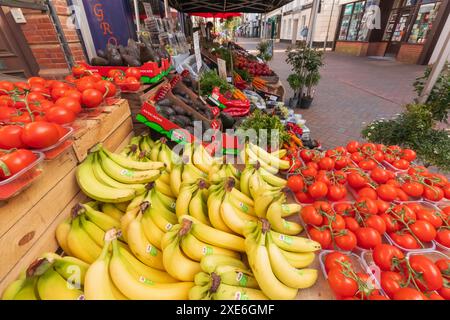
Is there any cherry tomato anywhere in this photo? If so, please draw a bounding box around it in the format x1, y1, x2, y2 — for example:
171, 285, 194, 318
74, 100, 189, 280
376, 184, 398, 202
354, 197, 378, 215
347, 172, 368, 189
300, 149, 314, 163
81, 89, 103, 108
401, 181, 424, 198
76, 78, 95, 92
323, 214, 346, 231
392, 159, 410, 170
55, 97, 82, 114
335, 230, 357, 251
391, 204, 416, 223
396, 188, 409, 201
308, 226, 332, 249
358, 159, 377, 171
300, 206, 323, 226
287, 175, 304, 193
0, 125, 25, 149
63, 90, 82, 102
0, 149, 37, 179
351, 152, 365, 164
346, 141, 360, 153
380, 213, 400, 233
327, 268, 358, 298
108, 69, 124, 79
373, 244, 404, 271
370, 167, 389, 184
45, 106, 76, 125
409, 255, 443, 291
72, 64, 87, 77
327, 185, 347, 201
318, 157, 335, 171
364, 215, 386, 235
334, 202, 355, 217
355, 227, 382, 249
94, 80, 117, 98
344, 217, 360, 233
436, 229, 450, 248
301, 166, 317, 178
416, 209, 443, 228
295, 191, 314, 204
423, 186, 444, 202
358, 187, 378, 200
381, 271, 405, 299
51, 87, 68, 101
324, 251, 352, 273
389, 232, 420, 249
312, 201, 333, 213
372, 150, 385, 162
308, 181, 328, 199
375, 199, 391, 214
0, 106, 17, 121
393, 287, 426, 300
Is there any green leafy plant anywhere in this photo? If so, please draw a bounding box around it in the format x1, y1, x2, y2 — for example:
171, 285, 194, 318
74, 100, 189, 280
257, 41, 272, 62
234, 68, 253, 82
199, 70, 232, 96
238, 109, 290, 147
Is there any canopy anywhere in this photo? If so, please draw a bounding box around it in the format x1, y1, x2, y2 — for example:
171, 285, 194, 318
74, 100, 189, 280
189, 12, 241, 18
169, 0, 291, 13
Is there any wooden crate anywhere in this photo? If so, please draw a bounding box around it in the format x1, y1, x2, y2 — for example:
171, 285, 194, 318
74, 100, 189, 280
71, 99, 131, 162
0, 113, 135, 294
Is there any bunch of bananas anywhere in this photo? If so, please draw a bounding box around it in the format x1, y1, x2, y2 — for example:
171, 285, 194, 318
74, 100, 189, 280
244, 220, 321, 300
2, 253, 88, 300
76, 143, 164, 203
241, 142, 290, 174
190, 255, 267, 300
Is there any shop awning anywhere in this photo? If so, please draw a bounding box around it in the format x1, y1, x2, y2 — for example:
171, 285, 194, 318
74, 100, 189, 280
169, 0, 291, 13
189, 12, 242, 18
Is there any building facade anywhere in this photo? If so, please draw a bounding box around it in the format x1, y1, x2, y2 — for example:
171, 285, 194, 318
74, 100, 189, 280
241, 13, 262, 37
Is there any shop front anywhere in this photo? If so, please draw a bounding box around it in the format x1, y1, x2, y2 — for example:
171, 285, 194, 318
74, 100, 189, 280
334, 0, 450, 64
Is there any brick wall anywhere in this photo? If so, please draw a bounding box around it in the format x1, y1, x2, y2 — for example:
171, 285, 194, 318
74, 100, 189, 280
19, 0, 85, 78
367, 42, 388, 57
396, 44, 424, 64
335, 41, 369, 57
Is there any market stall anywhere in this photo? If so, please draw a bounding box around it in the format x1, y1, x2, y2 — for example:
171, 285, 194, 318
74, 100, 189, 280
0, 3, 449, 302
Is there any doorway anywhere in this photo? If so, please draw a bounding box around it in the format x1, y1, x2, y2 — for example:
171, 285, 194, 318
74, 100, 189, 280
383, 7, 412, 57
0, 6, 38, 77
292, 19, 299, 44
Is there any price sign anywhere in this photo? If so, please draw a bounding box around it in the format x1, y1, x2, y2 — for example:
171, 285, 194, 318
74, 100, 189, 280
193, 31, 202, 73
217, 58, 227, 81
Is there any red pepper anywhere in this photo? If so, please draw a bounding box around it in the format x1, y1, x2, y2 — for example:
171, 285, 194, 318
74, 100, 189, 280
223, 100, 250, 108
223, 107, 249, 117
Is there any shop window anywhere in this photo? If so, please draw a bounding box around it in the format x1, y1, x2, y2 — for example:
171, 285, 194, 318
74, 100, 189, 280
408, 1, 441, 44
338, 1, 366, 41
357, 0, 379, 41
338, 3, 354, 40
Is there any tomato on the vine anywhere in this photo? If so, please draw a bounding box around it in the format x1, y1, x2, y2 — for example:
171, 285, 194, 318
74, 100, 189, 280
380, 271, 405, 298
347, 172, 369, 189
81, 88, 103, 108
287, 175, 304, 193
334, 230, 357, 251
373, 244, 404, 271
0, 149, 37, 179
409, 255, 443, 291
45, 106, 76, 125
423, 186, 444, 202
308, 226, 332, 249
389, 232, 420, 249
295, 191, 314, 204
354, 197, 378, 215
376, 184, 398, 202
344, 217, 360, 233
125, 67, 141, 80
436, 229, 450, 247
393, 287, 426, 300
364, 215, 386, 235
21, 121, 61, 149
355, 227, 382, 249
308, 181, 328, 199
318, 157, 335, 171
300, 206, 323, 226
358, 187, 377, 200
416, 209, 442, 228
0, 125, 25, 149
323, 214, 346, 230
324, 252, 352, 273
55, 97, 82, 114
327, 185, 347, 201
327, 268, 358, 298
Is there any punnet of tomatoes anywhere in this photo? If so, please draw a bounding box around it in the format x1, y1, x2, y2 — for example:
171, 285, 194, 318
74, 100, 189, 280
320, 251, 388, 300
361, 244, 449, 300
435, 204, 450, 251
105, 68, 142, 92
0, 148, 42, 182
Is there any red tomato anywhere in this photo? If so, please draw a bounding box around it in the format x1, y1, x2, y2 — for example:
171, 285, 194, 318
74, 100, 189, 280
125, 67, 141, 80
438, 285, 450, 300
123, 77, 140, 91
327, 185, 347, 201
444, 184, 450, 199
295, 191, 314, 204
389, 232, 420, 249
308, 226, 332, 249
10, 111, 46, 123
323, 214, 346, 231
334, 157, 350, 170
346, 141, 360, 153
0, 149, 37, 179
300, 206, 323, 226
55, 97, 82, 114
380, 213, 400, 233
45, 106, 76, 125
372, 151, 385, 162
94, 80, 117, 98
436, 229, 450, 248
406, 202, 422, 213
435, 259, 450, 278
324, 251, 352, 273
327, 268, 358, 298
376, 184, 398, 202
0, 106, 17, 121
381, 271, 405, 298
334, 202, 355, 217
393, 287, 426, 300
318, 157, 335, 171
347, 172, 368, 189
29, 99, 53, 112
423, 186, 444, 202
396, 188, 409, 201
370, 167, 389, 184
401, 181, 424, 198
375, 200, 391, 214
0, 95, 13, 108
21, 121, 60, 149
76, 79, 95, 92
392, 159, 410, 170
108, 69, 124, 79
300, 166, 317, 178
409, 255, 443, 291
416, 209, 443, 228
0, 80, 14, 94
312, 201, 333, 213
344, 217, 360, 232
351, 152, 365, 163
358, 187, 378, 200
426, 292, 445, 300
81, 89, 103, 108
401, 149, 416, 162
354, 197, 378, 215
14, 82, 30, 93
364, 215, 386, 235
287, 175, 304, 193
72, 64, 87, 77
51, 87, 68, 101
335, 230, 357, 251
300, 149, 314, 162
355, 227, 382, 249
308, 181, 328, 199
0, 125, 25, 149
373, 244, 404, 271
359, 159, 377, 171
63, 90, 82, 102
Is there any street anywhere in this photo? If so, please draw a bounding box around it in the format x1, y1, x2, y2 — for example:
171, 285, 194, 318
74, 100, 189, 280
237, 38, 426, 149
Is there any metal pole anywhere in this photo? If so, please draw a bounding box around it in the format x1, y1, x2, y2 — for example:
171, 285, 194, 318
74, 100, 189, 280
133, 0, 140, 35
164, 0, 169, 18
307, 0, 320, 48
324, 0, 336, 50
418, 14, 450, 104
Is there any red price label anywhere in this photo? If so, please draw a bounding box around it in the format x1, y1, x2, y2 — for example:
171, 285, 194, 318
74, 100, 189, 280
211, 120, 220, 129
211, 107, 220, 117
181, 70, 190, 77
170, 75, 181, 87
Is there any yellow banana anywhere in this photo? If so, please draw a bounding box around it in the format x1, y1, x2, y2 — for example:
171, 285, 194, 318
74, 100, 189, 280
120, 206, 140, 242
200, 254, 248, 274
258, 167, 287, 187
182, 163, 207, 182
81, 203, 121, 231
220, 196, 258, 236
101, 147, 165, 170
11, 277, 39, 300
207, 189, 234, 233
211, 283, 268, 300
169, 163, 182, 196
67, 216, 102, 264
239, 166, 254, 197
37, 267, 84, 300
154, 179, 175, 197
266, 200, 303, 236
249, 143, 290, 170
189, 284, 211, 300
280, 250, 316, 269
189, 189, 210, 225
180, 232, 240, 262
175, 182, 197, 218
101, 203, 124, 222
141, 211, 164, 249
270, 230, 321, 253
213, 265, 259, 289
115, 201, 130, 212
56, 218, 72, 256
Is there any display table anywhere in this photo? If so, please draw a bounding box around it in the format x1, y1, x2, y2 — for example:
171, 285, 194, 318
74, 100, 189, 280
0, 99, 134, 294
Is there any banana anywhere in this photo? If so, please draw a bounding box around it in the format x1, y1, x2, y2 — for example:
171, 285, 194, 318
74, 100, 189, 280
245, 145, 279, 174
228, 193, 255, 216
239, 166, 254, 197
118, 246, 177, 283
207, 189, 234, 233
182, 163, 207, 182
56, 218, 72, 255
154, 179, 175, 197
141, 211, 165, 249
169, 163, 182, 196
2, 278, 27, 300
99, 151, 161, 184
120, 206, 140, 242
266, 232, 318, 289
12, 277, 39, 300
148, 201, 178, 232
193, 144, 213, 173
266, 201, 303, 236
126, 192, 146, 211
270, 230, 321, 253
280, 250, 316, 269
109, 240, 193, 299
79, 214, 106, 247
101, 147, 165, 170
189, 189, 210, 225
52, 256, 89, 287
121, 136, 142, 156
254, 192, 277, 218
102, 203, 124, 222
159, 171, 171, 185
200, 255, 248, 274
37, 267, 84, 300
149, 140, 161, 161
92, 154, 146, 195
76, 154, 136, 203
280, 203, 301, 217
249, 143, 290, 170
81, 203, 121, 231
84, 240, 125, 300
175, 182, 197, 218
115, 201, 130, 212
181, 216, 246, 252
154, 189, 176, 212
160, 225, 181, 251
220, 196, 258, 236
158, 144, 176, 172
138, 135, 153, 155
258, 167, 287, 187
126, 213, 164, 270
194, 272, 212, 286
180, 232, 240, 262
162, 233, 202, 281
271, 149, 287, 158
213, 265, 259, 289
189, 284, 211, 300
246, 231, 298, 300
248, 170, 265, 200
67, 216, 102, 263
211, 283, 268, 300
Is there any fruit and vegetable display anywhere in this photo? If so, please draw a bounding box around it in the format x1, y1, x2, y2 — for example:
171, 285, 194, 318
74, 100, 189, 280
234, 52, 274, 77
2, 134, 323, 300
172, 87, 214, 120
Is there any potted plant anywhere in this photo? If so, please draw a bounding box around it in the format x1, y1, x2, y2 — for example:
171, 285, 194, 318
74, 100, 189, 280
286, 43, 323, 109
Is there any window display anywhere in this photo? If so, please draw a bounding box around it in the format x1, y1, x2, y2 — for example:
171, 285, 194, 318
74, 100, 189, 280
408, 1, 441, 44
337, 1, 367, 41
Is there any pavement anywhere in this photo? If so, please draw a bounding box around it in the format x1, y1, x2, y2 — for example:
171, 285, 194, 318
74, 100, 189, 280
236, 38, 426, 150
